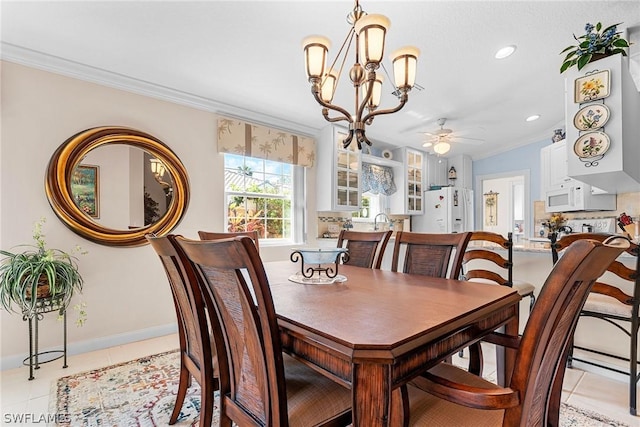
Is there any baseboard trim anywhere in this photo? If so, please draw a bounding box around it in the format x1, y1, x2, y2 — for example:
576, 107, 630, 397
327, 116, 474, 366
0, 323, 178, 370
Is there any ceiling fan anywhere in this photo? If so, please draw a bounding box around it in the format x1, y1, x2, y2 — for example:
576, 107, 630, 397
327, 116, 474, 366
419, 118, 485, 152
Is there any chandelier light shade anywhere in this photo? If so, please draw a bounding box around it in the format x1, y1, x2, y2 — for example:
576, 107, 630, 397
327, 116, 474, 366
149, 158, 166, 179
302, 0, 420, 149
433, 141, 451, 155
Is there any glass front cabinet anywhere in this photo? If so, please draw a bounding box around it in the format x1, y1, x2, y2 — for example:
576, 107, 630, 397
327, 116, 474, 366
390, 147, 425, 215
316, 126, 361, 211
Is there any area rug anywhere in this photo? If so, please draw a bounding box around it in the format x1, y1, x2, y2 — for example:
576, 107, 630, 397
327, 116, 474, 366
52, 350, 629, 426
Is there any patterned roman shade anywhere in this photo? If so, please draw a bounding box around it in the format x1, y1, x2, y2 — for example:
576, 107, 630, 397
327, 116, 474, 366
217, 117, 316, 167
361, 163, 397, 195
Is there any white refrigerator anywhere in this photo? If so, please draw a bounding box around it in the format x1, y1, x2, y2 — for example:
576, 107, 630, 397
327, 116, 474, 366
412, 187, 474, 233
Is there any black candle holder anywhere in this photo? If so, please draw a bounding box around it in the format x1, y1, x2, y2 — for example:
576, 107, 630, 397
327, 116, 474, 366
290, 248, 349, 279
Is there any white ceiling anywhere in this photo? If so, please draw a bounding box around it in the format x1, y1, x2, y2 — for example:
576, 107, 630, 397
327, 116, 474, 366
2, 1, 639, 159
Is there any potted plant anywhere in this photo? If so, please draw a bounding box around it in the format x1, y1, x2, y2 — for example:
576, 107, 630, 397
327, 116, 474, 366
560, 22, 630, 73
0, 217, 85, 323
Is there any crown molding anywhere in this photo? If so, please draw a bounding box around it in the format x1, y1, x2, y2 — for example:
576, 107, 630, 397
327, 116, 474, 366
1, 42, 318, 137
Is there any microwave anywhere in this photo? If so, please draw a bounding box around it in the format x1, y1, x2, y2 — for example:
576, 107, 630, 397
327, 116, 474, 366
545, 182, 616, 212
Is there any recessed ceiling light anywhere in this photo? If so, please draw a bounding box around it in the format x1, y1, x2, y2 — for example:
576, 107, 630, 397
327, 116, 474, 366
495, 45, 517, 59
526, 114, 540, 122
422, 141, 433, 148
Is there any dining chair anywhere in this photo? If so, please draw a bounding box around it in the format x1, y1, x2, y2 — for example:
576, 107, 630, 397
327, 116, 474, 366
391, 231, 472, 279
462, 231, 536, 311
458, 231, 536, 368
336, 229, 392, 269
404, 236, 630, 426
146, 234, 218, 427
176, 235, 352, 427
198, 230, 260, 253
551, 232, 639, 416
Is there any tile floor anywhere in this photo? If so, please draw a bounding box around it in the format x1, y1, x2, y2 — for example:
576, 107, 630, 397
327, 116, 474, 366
1, 334, 638, 426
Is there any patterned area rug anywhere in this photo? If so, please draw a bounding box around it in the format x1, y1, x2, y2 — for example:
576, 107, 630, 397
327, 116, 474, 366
52, 350, 629, 426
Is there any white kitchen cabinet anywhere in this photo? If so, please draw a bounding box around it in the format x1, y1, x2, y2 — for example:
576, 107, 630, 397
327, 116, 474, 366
541, 140, 573, 191
316, 126, 361, 211
426, 154, 448, 188
565, 54, 640, 193
390, 147, 425, 215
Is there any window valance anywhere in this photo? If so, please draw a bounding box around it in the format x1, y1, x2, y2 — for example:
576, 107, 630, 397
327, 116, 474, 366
217, 117, 316, 167
361, 163, 397, 196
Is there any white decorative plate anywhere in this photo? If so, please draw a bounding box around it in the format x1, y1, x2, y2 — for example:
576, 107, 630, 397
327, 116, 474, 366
573, 104, 610, 131
573, 131, 610, 158
382, 149, 393, 160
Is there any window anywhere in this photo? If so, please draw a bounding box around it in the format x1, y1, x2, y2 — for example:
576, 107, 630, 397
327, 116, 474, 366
224, 154, 300, 242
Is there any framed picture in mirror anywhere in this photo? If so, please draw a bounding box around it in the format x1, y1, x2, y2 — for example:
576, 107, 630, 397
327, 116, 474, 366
71, 164, 99, 218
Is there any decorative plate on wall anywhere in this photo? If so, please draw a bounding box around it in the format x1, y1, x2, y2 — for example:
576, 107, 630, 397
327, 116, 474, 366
573, 104, 610, 131
573, 131, 610, 158
382, 149, 393, 160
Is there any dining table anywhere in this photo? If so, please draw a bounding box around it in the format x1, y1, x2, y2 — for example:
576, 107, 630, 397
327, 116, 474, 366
264, 260, 521, 427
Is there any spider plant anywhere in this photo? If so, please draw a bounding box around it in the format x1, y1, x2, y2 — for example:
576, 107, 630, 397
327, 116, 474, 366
0, 218, 83, 318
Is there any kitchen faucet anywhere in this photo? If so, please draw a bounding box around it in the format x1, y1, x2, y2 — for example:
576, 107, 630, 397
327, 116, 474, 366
374, 213, 390, 231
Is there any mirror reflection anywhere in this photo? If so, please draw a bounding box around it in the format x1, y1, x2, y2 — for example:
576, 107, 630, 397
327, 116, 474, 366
45, 126, 190, 247
70, 146, 174, 230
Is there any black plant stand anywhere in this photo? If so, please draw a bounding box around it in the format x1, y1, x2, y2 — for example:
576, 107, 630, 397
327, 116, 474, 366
22, 295, 68, 380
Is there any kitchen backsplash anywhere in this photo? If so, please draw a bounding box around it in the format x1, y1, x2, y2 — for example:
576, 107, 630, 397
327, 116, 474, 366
317, 212, 410, 238
534, 191, 640, 235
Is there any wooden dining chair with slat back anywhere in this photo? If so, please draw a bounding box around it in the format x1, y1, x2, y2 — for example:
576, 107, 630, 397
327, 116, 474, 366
463, 231, 536, 310
552, 232, 639, 416
458, 231, 535, 368
146, 234, 218, 427
391, 231, 472, 279
403, 237, 630, 426
336, 229, 392, 269
198, 230, 260, 253
176, 235, 352, 427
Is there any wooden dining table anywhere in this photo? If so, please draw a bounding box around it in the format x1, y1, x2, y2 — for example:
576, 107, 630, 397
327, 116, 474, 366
264, 261, 521, 427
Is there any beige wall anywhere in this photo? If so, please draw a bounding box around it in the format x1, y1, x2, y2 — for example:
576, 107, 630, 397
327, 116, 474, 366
0, 61, 317, 367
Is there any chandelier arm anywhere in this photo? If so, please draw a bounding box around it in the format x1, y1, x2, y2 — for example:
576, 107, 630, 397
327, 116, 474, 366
311, 86, 353, 123
356, 73, 376, 121
322, 109, 351, 123
361, 92, 408, 124
355, 128, 372, 149
342, 130, 355, 149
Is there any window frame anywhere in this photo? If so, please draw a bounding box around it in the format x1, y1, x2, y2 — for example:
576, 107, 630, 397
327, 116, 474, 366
223, 153, 305, 245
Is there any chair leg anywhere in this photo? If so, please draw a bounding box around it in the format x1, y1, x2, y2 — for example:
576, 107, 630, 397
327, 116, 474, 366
198, 378, 214, 427
468, 342, 483, 376
170, 356, 191, 424
630, 316, 638, 416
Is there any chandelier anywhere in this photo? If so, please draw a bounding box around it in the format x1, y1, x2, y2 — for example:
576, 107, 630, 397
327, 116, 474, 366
302, 0, 419, 150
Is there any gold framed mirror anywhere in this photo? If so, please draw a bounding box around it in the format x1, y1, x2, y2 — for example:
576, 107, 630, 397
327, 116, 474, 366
45, 127, 190, 247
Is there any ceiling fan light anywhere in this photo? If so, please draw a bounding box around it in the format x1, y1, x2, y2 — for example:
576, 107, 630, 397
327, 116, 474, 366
433, 141, 451, 155
302, 35, 331, 79
354, 14, 390, 67
391, 46, 420, 90
495, 45, 516, 59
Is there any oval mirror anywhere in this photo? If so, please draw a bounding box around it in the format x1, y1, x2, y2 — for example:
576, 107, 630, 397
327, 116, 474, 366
45, 127, 190, 247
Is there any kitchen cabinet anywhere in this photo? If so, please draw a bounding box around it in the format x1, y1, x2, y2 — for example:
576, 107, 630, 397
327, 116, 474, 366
390, 147, 425, 215
565, 54, 640, 193
541, 139, 616, 212
541, 140, 572, 191
426, 155, 448, 188
316, 126, 361, 211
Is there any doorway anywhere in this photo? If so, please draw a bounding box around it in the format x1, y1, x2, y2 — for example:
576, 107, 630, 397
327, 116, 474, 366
475, 170, 530, 245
